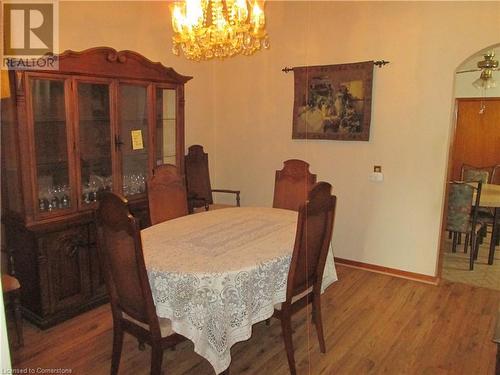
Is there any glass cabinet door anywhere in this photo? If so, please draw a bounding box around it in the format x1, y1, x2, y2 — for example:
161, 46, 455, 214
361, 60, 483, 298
156, 88, 177, 166
118, 84, 149, 198
31, 77, 73, 215
76, 82, 113, 208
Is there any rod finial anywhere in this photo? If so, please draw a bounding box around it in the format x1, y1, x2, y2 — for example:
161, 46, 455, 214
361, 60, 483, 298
374, 60, 390, 68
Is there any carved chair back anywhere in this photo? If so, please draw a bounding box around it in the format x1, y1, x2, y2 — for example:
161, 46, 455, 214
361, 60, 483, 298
147, 164, 189, 225
273, 159, 317, 211
286, 182, 336, 301
96, 192, 161, 336
461, 164, 493, 184
184, 145, 214, 207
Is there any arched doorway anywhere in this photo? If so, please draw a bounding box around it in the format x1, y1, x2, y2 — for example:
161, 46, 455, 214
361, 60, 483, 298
439, 43, 500, 289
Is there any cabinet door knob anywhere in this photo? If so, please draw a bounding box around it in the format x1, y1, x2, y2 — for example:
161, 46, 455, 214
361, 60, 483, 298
68, 245, 79, 258
69, 239, 86, 257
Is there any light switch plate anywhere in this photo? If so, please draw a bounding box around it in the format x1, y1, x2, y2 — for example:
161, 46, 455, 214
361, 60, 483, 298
369, 172, 384, 182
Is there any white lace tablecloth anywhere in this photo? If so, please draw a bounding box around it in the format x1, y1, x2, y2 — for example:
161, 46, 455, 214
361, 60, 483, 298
141, 207, 338, 374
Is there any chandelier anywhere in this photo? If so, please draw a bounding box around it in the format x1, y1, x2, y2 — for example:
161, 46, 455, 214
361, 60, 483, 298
170, 0, 270, 61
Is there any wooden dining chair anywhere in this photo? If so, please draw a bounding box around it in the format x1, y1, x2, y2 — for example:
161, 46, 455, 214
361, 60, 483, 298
462, 164, 499, 249
272, 182, 336, 375
2, 274, 24, 348
184, 145, 240, 212
446, 182, 485, 270
96, 192, 186, 375
273, 159, 317, 211
488, 164, 500, 249
147, 164, 189, 225
452, 164, 494, 246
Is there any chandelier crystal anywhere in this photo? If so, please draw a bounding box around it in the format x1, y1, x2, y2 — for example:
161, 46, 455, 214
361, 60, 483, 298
170, 0, 270, 61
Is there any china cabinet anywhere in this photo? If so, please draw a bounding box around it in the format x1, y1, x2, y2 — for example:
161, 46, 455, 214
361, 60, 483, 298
1, 47, 192, 328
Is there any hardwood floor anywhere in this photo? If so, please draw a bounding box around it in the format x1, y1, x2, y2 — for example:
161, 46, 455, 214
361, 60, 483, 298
443, 232, 500, 291
8, 265, 500, 374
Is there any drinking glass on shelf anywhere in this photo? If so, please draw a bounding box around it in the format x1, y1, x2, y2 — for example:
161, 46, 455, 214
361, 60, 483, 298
130, 174, 135, 195
59, 184, 71, 208
103, 176, 112, 191
138, 174, 145, 193
123, 174, 129, 196
48, 186, 58, 211
82, 182, 91, 204
38, 186, 49, 212
89, 179, 98, 202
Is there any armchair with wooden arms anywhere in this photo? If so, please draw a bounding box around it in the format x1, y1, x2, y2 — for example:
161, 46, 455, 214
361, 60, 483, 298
184, 145, 240, 212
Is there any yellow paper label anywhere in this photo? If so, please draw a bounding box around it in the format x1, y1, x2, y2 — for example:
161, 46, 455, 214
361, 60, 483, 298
131, 130, 144, 150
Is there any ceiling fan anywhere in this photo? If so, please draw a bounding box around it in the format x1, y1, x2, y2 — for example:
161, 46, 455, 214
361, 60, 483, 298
457, 51, 499, 89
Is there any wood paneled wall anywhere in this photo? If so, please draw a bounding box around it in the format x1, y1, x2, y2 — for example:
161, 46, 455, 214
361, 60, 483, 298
451, 98, 500, 181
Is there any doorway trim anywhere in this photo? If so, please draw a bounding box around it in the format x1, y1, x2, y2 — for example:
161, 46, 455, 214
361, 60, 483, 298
436, 96, 500, 280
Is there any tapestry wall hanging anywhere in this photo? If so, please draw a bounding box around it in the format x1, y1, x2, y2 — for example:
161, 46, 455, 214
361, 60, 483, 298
291, 61, 374, 141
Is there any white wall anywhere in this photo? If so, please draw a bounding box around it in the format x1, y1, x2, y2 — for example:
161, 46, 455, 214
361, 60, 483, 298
57, 2, 500, 277
211, 1, 500, 276
0, 279, 12, 372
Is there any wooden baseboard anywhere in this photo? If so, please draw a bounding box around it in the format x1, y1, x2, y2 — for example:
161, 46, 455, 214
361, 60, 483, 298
334, 257, 439, 285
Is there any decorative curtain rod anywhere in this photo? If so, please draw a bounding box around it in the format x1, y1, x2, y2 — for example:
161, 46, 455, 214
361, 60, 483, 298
281, 60, 390, 73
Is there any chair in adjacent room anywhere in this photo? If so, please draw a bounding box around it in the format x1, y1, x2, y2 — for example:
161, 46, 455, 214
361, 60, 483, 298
96, 192, 186, 375
184, 145, 240, 212
273, 159, 317, 211
446, 181, 485, 270
147, 164, 189, 225
462, 164, 499, 250
455, 164, 494, 246
492, 165, 500, 185
476, 166, 500, 262
461, 164, 492, 184
489, 164, 500, 250
272, 182, 336, 375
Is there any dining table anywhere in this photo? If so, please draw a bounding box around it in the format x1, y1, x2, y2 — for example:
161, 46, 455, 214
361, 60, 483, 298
141, 206, 338, 374
478, 183, 500, 264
